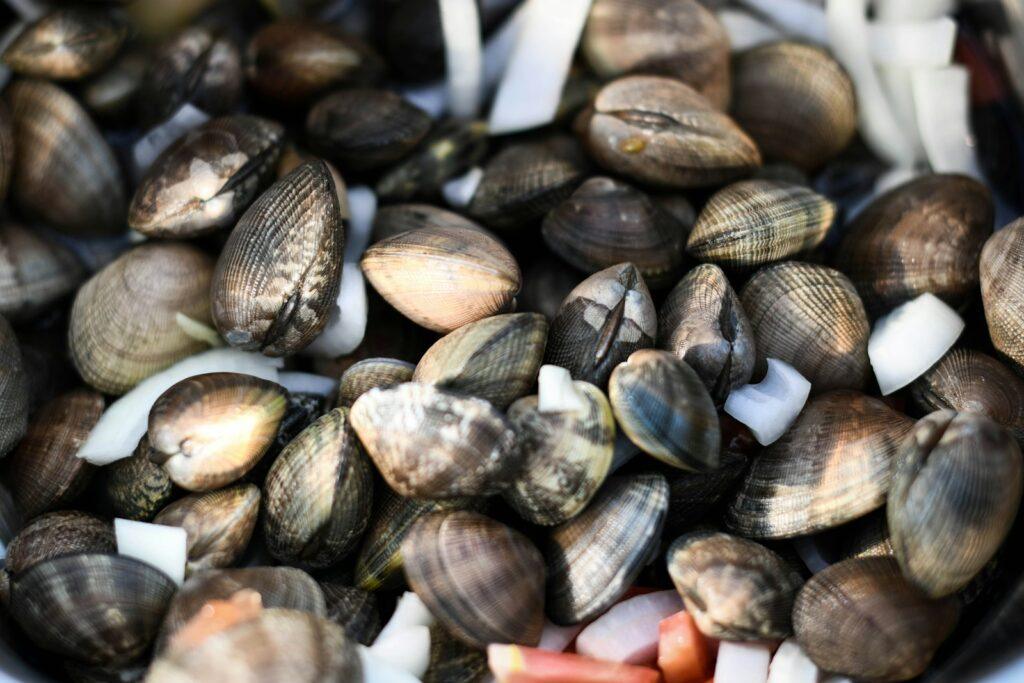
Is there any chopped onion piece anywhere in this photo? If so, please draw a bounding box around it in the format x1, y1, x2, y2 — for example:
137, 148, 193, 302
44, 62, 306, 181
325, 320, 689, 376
278, 372, 336, 397
345, 186, 378, 263
576, 590, 683, 665
115, 518, 187, 586
768, 639, 820, 683
875, 0, 957, 21
487, 0, 593, 135
132, 104, 210, 178
483, 3, 528, 92
358, 646, 422, 683
76, 349, 283, 465
440, 0, 483, 119
537, 365, 586, 414
717, 9, 784, 51
737, 0, 827, 44
375, 592, 436, 643
715, 641, 771, 683
870, 18, 957, 67
369, 626, 431, 679
723, 359, 811, 446
442, 166, 484, 208
912, 66, 982, 178
538, 620, 585, 653
175, 312, 223, 348
792, 535, 831, 574
868, 292, 965, 395
401, 82, 448, 119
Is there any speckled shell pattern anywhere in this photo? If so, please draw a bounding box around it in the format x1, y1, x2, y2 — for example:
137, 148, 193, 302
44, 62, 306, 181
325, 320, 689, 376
338, 357, 415, 408
0, 314, 27, 457
103, 435, 175, 521
320, 583, 381, 645
3, 8, 129, 80
0, 221, 83, 320
980, 218, 1024, 371
664, 450, 747, 535
5, 511, 114, 575
840, 512, 894, 560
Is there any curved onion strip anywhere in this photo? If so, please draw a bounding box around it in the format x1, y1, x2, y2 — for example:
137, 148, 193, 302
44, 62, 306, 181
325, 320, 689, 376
738, 0, 828, 44
442, 166, 484, 208
576, 591, 683, 665
912, 65, 982, 177
440, 0, 483, 119
401, 82, 448, 119
175, 312, 223, 348
277, 371, 336, 397
483, 3, 528, 92
875, 0, 957, 22
870, 18, 957, 67
717, 9, 784, 51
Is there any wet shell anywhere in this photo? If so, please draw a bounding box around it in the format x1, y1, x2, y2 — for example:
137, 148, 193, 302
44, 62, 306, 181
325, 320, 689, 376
81, 48, 147, 122
413, 313, 548, 410
7, 80, 126, 235
5, 511, 114, 575
320, 582, 381, 645
361, 225, 520, 333
732, 42, 857, 171
541, 177, 688, 288
337, 358, 414, 408
505, 382, 615, 526
0, 314, 29, 458
544, 263, 657, 387
888, 411, 1023, 598
585, 75, 761, 188
263, 408, 374, 568
545, 474, 668, 624
349, 383, 519, 498
686, 180, 836, 268
793, 557, 959, 682
840, 512, 894, 560
725, 391, 914, 539
103, 435, 175, 521
10, 553, 176, 666
149, 373, 287, 491
3, 389, 102, 518
0, 221, 83, 320
402, 510, 545, 648
372, 203, 484, 243
664, 450, 748, 535
0, 102, 11, 205
3, 8, 129, 80
609, 349, 720, 471
667, 531, 803, 641
129, 115, 286, 238
658, 264, 756, 402
423, 623, 488, 683
153, 484, 260, 575
68, 242, 215, 394
518, 251, 587, 322
980, 218, 1024, 371
376, 120, 489, 202
741, 262, 870, 393
837, 174, 993, 314
212, 160, 347, 356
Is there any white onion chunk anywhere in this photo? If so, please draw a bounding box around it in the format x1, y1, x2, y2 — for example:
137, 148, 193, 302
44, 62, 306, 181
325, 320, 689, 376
715, 641, 772, 683
537, 365, 586, 414
724, 359, 811, 446
115, 518, 187, 586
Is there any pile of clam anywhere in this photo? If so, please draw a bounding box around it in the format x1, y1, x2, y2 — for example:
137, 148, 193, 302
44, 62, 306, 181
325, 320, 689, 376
0, 0, 1022, 682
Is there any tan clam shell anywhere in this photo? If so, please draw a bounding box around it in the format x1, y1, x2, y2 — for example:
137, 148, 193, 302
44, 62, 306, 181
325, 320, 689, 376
154, 484, 260, 575
337, 357, 415, 408
5, 511, 114, 575
725, 391, 914, 539
320, 582, 381, 645
68, 242, 214, 395
103, 434, 175, 521
741, 261, 870, 393
0, 314, 27, 458
980, 217, 1024, 371
3, 8, 129, 80
361, 225, 521, 333
0, 221, 83, 320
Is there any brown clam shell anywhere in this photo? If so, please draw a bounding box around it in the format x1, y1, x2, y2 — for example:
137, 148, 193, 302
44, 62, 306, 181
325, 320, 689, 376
5, 511, 114, 575
337, 357, 415, 408
375, 120, 489, 202
81, 48, 147, 123
320, 582, 381, 645
0, 315, 27, 458
980, 218, 1024, 371
0, 221, 83, 320
103, 434, 175, 521
3, 8, 129, 80
423, 623, 488, 683
154, 484, 260, 575
663, 450, 748, 535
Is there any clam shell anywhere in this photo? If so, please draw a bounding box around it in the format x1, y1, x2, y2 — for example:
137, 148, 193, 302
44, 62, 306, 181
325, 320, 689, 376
376, 120, 489, 202
518, 251, 586, 322
793, 557, 959, 682
361, 225, 520, 333
320, 582, 381, 645
337, 357, 414, 408
423, 623, 488, 683
840, 511, 894, 560
741, 261, 870, 393
5, 511, 114, 575
81, 48, 147, 122
663, 450, 748, 535
212, 160, 347, 356
4, 8, 129, 80
0, 314, 29, 457
0, 221, 83, 320
980, 218, 1024, 371
725, 391, 914, 538
402, 510, 545, 648
545, 474, 668, 624
372, 203, 484, 243
103, 434, 175, 521
0, 102, 12, 204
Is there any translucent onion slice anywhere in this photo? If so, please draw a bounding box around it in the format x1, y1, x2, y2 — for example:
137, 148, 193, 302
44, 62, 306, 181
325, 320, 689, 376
912, 66, 982, 177
737, 0, 828, 44
375, 592, 435, 643
442, 166, 484, 208
483, 3, 528, 92
175, 312, 223, 348
278, 371, 336, 397
877, 68, 924, 161
717, 9, 784, 51
768, 639, 820, 683
358, 646, 422, 683
538, 620, 585, 653
440, 0, 483, 119
132, 103, 210, 178
537, 365, 586, 414
115, 518, 188, 586
401, 82, 448, 119
715, 641, 771, 683
576, 591, 683, 665
369, 626, 431, 679
723, 359, 811, 446
875, 0, 957, 22
870, 18, 957, 67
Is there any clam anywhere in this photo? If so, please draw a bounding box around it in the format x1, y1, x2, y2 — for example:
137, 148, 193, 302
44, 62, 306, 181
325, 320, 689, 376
350, 383, 519, 498
68, 242, 215, 395
609, 349, 720, 471
3, 8, 129, 80
725, 391, 914, 538
153, 484, 260, 575
0, 221, 84, 320
376, 120, 489, 202
402, 510, 545, 648
7, 79, 126, 235
10, 553, 176, 666
0, 480, 21, 553
372, 203, 484, 243
664, 450, 748, 535
0, 314, 28, 457
5, 511, 114, 575
545, 474, 668, 624
129, 115, 286, 238
667, 531, 803, 641
980, 218, 1024, 371
837, 174, 994, 314
888, 411, 1023, 598
424, 623, 488, 683
103, 435, 175, 521
413, 313, 548, 410
263, 408, 374, 568
541, 177, 688, 288
585, 75, 761, 188
732, 42, 857, 171
320, 582, 381, 645
361, 225, 520, 333
686, 180, 836, 268
505, 381, 615, 526
840, 512, 894, 560
658, 264, 757, 402
741, 262, 870, 393
337, 358, 414, 408
148, 373, 287, 491
0, 102, 11, 204
81, 48, 148, 122
3, 389, 103, 518
793, 557, 959, 682
544, 263, 657, 387
306, 89, 431, 172
212, 160, 347, 356
518, 252, 586, 322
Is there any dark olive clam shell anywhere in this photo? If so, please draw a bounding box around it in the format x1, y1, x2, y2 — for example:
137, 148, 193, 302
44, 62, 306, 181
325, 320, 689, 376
5, 511, 114, 575
0, 314, 27, 458
376, 120, 489, 202
0, 221, 84, 321
320, 582, 381, 645
103, 435, 175, 521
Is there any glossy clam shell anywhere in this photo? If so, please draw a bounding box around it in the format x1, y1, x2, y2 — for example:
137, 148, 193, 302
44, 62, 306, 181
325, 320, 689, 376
7, 80, 126, 235
212, 160, 346, 356
664, 450, 748, 535
129, 115, 286, 237
840, 511, 894, 560
263, 408, 374, 568
657, 264, 756, 402
0, 221, 83, 320
103, 434, 175, 521
413, 313, 547, 410
3, 389, 102, 518
686, 180, 835, 268
148, 372, 288, 491
888, 411, 1023, 598
667, 531, 803, 641
793, 557, 959, 682
376, 120, 489, 202
837, 174, 994, 313
361, 225, 520, 333
154, 484, 260, 575
372, 203, 484, 243
544, 262, 657, 387
732, 41, 857, 171
0, 315, 27, 458
586, 75, 761, 188
725, 391, 914, 538
3, 8, 129, 80
545, 474, 668, 624
980, 218, 1024, 371
320, 582, 381, 645
350, 383, 519, 498
5, 512, 114, 575
505, 382, 615, 526
337, 357, 414, 408
741, 261, 870, 393
402, 510, 545, 648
